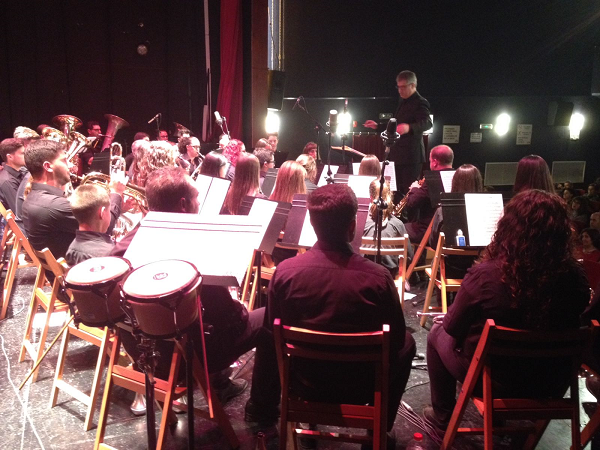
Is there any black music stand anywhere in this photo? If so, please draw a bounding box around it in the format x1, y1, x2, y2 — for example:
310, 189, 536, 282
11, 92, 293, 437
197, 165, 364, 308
90, 152, 110, 175
260, 168, 278, 198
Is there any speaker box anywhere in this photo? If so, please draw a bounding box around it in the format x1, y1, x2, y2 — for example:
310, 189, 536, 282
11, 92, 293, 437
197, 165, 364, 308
547, 101, 573, 126
267, 70, 286, 110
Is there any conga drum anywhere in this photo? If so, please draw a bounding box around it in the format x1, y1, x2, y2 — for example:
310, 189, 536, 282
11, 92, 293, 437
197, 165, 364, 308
122, 260, 202, 339
65, 256, 132, 327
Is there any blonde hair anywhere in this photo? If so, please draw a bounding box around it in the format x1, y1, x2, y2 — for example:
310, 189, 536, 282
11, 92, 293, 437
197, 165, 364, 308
270, 161, 306, 203
295, 154, 317, 183
70, 184, 110, 225
135, 141, 178, 187
368, 180, 393, 221
223, 153, 260, 214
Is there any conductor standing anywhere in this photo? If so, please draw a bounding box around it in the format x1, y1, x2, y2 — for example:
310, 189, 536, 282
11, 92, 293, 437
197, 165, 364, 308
364, 70, 432, 199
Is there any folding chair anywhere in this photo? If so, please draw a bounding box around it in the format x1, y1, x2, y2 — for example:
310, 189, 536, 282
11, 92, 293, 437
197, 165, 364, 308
274, 318, 390, 449
404, 215, 435, 282
360, 234, 409, 307
580, 364, 600, 449
420, 232, 480, 327
18, 247, 70, 383
441, 319, 598, 450
240, 249, 276, 311
0, 208, 38, 320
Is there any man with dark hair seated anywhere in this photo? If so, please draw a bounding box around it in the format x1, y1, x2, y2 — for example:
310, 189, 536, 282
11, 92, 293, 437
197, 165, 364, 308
66, 184, 115, 266
245, 184, 416, 439
112, 166, 264, 412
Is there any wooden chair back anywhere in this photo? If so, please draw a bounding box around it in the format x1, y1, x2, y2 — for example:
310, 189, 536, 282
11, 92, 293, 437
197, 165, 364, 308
441, 319, 598, 450
274, 318, 390, 449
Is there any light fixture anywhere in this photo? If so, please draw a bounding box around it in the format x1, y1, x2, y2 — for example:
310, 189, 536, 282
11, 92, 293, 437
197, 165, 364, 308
569, 113, 584, 140
495, 113, 511, 136
265, 109, 280, 134
338, 111, 352, 136
136, 42, 149, 56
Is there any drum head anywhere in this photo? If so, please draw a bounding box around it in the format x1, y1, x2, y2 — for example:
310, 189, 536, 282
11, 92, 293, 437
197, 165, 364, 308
123, 260, 200, 301
66, 256, 131, 288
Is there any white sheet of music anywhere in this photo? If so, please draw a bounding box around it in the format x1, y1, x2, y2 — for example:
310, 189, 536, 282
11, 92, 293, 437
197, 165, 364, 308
318, 165, 339, 186
298, 210, 317, 247
198, 176, 231, 219
464, 193, 504, 246
195, 174, 213, 210
347, 175, 377, 199
440, 170, 456, 193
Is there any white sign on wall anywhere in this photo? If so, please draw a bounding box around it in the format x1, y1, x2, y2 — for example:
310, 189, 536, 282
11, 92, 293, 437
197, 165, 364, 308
516, 124, 533, 145
443, 125, 460, 144
470, 132, 482, 143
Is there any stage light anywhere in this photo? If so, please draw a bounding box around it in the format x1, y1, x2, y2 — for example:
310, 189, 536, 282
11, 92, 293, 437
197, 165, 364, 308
569, 113, 584, 140
338, 111, 352, 136
495, 113, 510, 136
265, 109, 280, 134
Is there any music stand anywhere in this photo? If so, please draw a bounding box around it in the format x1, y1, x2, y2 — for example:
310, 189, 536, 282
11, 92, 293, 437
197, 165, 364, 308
90, 152, 110, 175
238, 197, 292, 254
261, 168, 278, 198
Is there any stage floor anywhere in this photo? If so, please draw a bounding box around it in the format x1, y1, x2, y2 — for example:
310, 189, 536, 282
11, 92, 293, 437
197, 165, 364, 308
0, 266, 595, 449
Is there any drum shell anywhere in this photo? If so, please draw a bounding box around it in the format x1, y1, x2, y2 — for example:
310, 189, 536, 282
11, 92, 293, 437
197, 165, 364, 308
65, 261, 131, 328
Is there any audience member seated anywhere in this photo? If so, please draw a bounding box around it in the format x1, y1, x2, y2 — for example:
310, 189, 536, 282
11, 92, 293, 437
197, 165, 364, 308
302, 141, 318, 160
574, 228, 600, 263
424, 190, 590, 437
512, 154, 555, 193
222, 138, 246, 181
253, 148, 274, 186
245, 184, 416, 433
0, 138, 28, 215
111, 167, 264, 406
199, 151, 228, 178
563, 187, 576, 212
22, 139, 122, 259
66, 184, 123, 266
571, 196, 592, 233
363, 180, 413, 279
221, 152, 264, 215
587, 183, 600, 202
591, 212, 600, 231
295, 154, 318, 193
358, 154, 381, 177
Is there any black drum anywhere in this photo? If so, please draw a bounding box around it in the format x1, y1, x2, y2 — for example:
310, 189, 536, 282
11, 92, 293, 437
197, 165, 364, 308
122, 260, 201, 339
65, 256, 132, 327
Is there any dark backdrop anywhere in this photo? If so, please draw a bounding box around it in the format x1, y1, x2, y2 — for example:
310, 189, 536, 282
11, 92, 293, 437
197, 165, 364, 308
0, 0, 220, 148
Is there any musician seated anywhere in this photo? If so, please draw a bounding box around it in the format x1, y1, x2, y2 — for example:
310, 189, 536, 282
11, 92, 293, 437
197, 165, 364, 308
266, 132, 278, 153
0, 138, 28, 217
295, 154, 318, 193
245, 184, 416, 431
253, 148, 274, 186
124, 133, 150, 171
133, 141, 178, 188
222, 138, 246, 181
221, 152, 266, 215
176, 136, 201, 176
200, 151, 228, 178
358, 154, 381, 177
363, 180, 413, 279
66, 184, 116, 266
302, 141, 317, 160
22, 139, 123, 260
112, 167, 265, 406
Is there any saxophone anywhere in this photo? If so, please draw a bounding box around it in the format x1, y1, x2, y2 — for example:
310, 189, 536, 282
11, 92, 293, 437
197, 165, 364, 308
392, 177, 425, 217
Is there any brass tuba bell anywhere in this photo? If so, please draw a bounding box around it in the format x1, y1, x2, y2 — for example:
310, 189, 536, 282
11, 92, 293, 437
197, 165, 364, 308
101, 114, 129, 152
53, 114, 82, 138
13, 126, 40, 139
41, 127, 67, 143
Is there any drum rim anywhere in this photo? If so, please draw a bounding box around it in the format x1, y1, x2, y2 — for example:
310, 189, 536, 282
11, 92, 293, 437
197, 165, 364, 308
122, 259, 202, 303
65, 256, 132, 289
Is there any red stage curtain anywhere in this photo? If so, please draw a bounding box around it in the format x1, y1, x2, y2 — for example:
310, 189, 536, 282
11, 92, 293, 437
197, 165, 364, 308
215, 0, 243, 139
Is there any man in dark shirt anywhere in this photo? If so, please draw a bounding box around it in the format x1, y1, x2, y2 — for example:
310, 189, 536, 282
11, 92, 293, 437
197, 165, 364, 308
22, 139, 123, 259
66, 184, 115, 266
253, 148, 274, 187
0, 138, 28, 214
364, 70, 432, 197
245, 183, 416, 430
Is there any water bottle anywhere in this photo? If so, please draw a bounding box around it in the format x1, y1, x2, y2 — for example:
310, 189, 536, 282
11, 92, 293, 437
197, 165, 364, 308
455, 229, 466, 246
406, 432, 425, 449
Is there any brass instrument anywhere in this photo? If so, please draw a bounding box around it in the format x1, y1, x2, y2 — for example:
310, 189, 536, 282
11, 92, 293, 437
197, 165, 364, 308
110, 142, 126, 174
41, 126, 67, 143
173, 122, 191, 140
393, 177, 425, 217
53, 114, 82, 135
54, 114, 86, 176
101, 114, 129, 152
79, 172, 148, 241
13, 126, 40, 139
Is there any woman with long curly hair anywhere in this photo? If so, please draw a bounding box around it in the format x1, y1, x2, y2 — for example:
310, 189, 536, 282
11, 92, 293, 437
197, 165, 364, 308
424, 189, 589, 435
269, 160, 306, 203
134, 141, 178, 187
222, 152, 263, 215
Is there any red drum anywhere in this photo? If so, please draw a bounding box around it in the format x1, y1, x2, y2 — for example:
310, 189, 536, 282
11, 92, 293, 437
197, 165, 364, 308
65, 257, 132, 327
122, 260, 201, 339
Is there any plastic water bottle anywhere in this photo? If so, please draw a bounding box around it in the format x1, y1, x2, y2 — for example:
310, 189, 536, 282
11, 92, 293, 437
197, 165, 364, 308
455, 229, 466, 246
406, 432, 425, 449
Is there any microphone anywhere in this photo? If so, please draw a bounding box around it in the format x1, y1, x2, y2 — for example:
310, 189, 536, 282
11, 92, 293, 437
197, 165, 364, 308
214, 111, 223, 125
381, 118, 400, 147
328, 109, 338, 135
147, 113, 161, 124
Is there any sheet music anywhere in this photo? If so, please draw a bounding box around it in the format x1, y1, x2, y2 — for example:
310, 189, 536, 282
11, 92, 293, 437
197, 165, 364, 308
317, 165, 339, 187
198, 176, 231, 219
464, 193, 504, 247
298, 211, 317, 247
440, 170, 456, 193
194, 174, 213, 211
347, 175, 377, 199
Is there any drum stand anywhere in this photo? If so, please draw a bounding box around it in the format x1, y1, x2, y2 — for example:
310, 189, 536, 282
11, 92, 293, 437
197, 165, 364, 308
136, 337, 159, 450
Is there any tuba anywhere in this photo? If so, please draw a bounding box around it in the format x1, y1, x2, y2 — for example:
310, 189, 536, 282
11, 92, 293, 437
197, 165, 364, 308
101, 114, 129, 152
13, 126, 40, 139
41, 126, 67, 143
53, 114, 85, 176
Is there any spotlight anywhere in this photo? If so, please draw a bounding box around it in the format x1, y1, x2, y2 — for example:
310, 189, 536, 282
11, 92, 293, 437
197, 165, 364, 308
265, 109, 280, 134
136, 42, 149, 56
495, 113, 511, 136
569, 113, 584, 140
338, 111, 352, 136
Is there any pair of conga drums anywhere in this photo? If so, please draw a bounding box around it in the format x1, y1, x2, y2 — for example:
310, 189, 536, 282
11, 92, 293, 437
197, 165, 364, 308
64, 257, 202, 339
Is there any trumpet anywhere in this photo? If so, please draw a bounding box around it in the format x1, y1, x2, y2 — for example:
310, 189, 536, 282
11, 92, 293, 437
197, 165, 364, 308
393, 177, 425, 217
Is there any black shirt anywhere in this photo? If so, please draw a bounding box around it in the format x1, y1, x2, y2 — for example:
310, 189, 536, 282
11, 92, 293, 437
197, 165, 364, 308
66, 230, 115, 266
0, 165, 27, 214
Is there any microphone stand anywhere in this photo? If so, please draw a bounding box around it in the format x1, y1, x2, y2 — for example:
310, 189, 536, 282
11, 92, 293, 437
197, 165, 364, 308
295, 102, 326, 163
326, 127, 335, 184
154, 116, 161, 141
